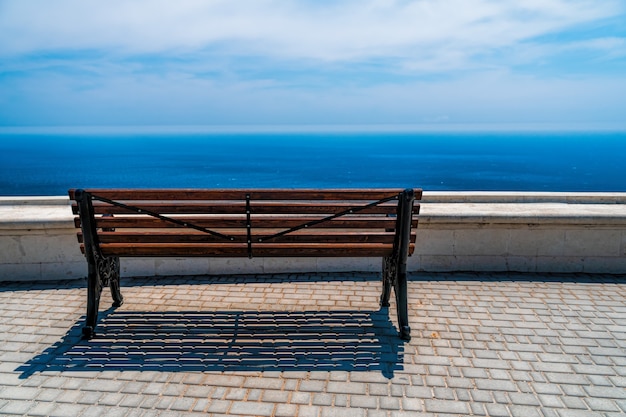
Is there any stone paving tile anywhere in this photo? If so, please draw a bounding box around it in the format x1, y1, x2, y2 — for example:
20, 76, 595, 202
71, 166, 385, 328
0, 272, 625, 416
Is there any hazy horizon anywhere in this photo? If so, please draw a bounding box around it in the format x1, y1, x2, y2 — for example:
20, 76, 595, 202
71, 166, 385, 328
2, 122, 626, 135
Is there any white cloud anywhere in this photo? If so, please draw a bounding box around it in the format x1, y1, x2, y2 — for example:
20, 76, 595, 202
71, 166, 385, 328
0, 0, 622, 69
3, 65, 625, 126
562, 37, 626, 58
1, 0, 625, 127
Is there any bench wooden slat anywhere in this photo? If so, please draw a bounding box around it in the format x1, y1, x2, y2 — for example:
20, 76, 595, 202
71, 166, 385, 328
99, 242, 397, 257
85, 216, 413, 229
81, 243, 416, 257
71, 201, 416, 216
92, 230, 397, 244
79, 231, 417, 246
69, 188, 421, 201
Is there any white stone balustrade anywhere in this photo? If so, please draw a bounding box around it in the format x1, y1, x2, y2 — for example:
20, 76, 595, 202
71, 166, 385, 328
1, 192, 625, 281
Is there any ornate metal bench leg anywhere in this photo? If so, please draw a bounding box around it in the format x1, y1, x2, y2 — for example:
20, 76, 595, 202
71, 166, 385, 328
76, 190, 121, 339
83, 261, 102, 340
393, 188, 414, 341
108, 257, 124, 307
394, 267, 411, 341
83, 255, 121, 339
380, 256, 394, 307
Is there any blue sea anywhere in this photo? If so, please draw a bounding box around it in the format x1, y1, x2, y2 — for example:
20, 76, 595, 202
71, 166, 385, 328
1, 128, 625, 195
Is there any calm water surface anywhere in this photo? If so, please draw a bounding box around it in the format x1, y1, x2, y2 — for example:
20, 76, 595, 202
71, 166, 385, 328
1, 130, 624, 195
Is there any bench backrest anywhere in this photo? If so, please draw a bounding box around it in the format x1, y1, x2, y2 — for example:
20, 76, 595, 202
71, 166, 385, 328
69, 188, 421, 258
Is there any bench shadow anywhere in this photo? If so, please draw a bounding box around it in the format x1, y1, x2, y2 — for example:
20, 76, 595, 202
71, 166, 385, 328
17, 307, 404, 379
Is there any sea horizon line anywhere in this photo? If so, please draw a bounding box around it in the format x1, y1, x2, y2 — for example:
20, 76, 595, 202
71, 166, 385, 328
1, 122, 626, 135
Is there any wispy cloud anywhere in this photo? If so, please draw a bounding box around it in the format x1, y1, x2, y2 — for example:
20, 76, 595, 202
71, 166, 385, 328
1, 1, 622, 66
0, 0, 625, 126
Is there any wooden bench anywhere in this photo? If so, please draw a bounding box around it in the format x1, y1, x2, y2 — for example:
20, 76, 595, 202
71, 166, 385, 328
69, 188, 421, 340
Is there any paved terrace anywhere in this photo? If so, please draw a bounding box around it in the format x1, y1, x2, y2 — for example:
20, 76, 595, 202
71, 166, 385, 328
1, 271, 625, 417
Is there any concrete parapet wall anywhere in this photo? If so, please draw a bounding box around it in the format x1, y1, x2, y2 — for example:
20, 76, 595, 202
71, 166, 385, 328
1, 192, 625, 281
414, 192, 626, 274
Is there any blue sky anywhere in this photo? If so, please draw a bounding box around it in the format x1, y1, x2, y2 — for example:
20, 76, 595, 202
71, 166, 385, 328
1, 0, 625, 128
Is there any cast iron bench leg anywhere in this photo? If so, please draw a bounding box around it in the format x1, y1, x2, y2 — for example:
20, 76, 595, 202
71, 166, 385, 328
381, 254, 410, 340
83, 259, 101, 339
379, 189, 414, 340
77, 190, 124, 338
380, 256, 394, 308
83, 255, 121, 339
395, 266, 410, 341
395, 189, 415, 341
109, 257, 123, 308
